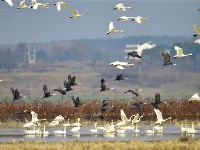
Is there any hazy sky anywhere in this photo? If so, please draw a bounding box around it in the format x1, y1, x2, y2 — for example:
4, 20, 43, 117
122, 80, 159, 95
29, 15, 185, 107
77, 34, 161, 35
0, 0, 199, 44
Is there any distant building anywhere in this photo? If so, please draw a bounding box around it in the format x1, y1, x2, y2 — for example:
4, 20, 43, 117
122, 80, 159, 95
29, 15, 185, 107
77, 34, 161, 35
194, 38, 200, 44
124, 41, 156, 59
24, 46, 36, 64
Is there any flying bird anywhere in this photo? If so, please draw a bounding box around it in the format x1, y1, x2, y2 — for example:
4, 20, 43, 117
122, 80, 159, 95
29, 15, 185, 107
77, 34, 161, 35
30, 0, 50, 9
151, 93, 166, 109
101, 99, 115, 112
107, 22, 124, 34
117, 16, 134, 21
71, 96, 82, 108
70, 8, 88, 18
0, 10, 5, 13
68, 75, 81, 86
173, 46, 192, 59
53, 87, 66, 95
109, 61, 134, 69
193, 24, 200, 37
114, 74, 128, 81
54, 1, 71, 11
154, 108, 172, 125
189, 93, 200, 102
42, 84, 55, 99
131, 16, 151, 24
99, 78, 114, 92
124, 89, 141, 97
113, 3, 132, 11
63, 80, 73, 91
161, 51, 176, 69
127, 51, 142, 59
17, 0, 30, 9
2, 0, 13, 6
10, 87, 24, 101
130, 102, 144, 114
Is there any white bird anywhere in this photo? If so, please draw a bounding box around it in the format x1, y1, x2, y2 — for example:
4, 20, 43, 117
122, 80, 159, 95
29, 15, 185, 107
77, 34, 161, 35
70, 118, 81, 132
30, 0, 50, 9
109, 61, 134, 69
107, 22, 124, 34
186, 122, 197, 134
173, 46, 192, 59
70, 8, 88, 18
17, 0, 30, 9
104, 123, 115, 133
134, 124, 140, 133
120, 109, 134, 124
24, 128, 36, 135
189, 93, 200, 102
2, 0, 13, 6
131, 16, 151, 24
54, 1, 71, 11
116, 126, 126, 134
154, 108, 172, 125
63, 118, 71, 127
180, 122, 187, 133
146, 126, 155, 134
89, 122, 98, 133
71, 118, 82, 126
42, 125, 49, 135
154, 125, 163, 133
113, 3, 132, 11
117, 16, 134, 21
134, 115, 144, 124
48, 120, 59, 127
53, 124, 67, 134
53, 115, 65, 122
193, 24, 200, 37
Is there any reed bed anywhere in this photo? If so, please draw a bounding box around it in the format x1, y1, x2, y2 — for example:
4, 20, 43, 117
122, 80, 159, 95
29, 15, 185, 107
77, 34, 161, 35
0, 138, 199, 150
0, 99, 200, 126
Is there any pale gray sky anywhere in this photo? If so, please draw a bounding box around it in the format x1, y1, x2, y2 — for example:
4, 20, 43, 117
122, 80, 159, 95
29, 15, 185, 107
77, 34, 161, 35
0, 0, 199, 44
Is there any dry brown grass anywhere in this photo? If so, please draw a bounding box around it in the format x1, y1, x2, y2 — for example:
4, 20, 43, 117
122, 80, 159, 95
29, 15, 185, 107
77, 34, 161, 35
0, 99, 200, 127
0, 138, 199, 150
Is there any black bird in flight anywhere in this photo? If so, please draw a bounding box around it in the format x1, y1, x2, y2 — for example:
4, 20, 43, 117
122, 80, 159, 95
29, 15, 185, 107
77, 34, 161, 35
124, 89, 142, 97
42, 84, 55, 99
114, 74, 128, 81
99, 78, 114, 92
161, 51, 176, 69
10, 87, 24, 102
127, 51, 142, 59
71, 96, 82, 108
101, 99, 116, 112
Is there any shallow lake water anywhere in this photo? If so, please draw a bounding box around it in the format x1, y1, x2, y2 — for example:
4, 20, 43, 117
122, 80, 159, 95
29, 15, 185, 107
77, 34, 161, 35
0, 125, 200, 142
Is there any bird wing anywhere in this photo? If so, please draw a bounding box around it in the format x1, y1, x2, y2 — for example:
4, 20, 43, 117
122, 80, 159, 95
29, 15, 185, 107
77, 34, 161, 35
115, 65, 125, 69
31, 0, 37, 5
155, 93, 161, 104
134, 17, 142, 24
68, 74, 72, 83
15, 89, 21, 100
71, 96, 76, 104
72, 8, 78, 15
61, 2, 68, 9
102, 100, 109, 107
154, 108, 163, 121
132, 113, 139, 123
194, 24, 200, 33
31, 111, 38, 123
174, 46, 183, 56
20, 0, 26, 7
10, 87, 15, 97
75, 97, 80, 107
43, 84, 50, 96
109, 22, 114, 31
120, 110, 128, 123
161, 52, 171, 64
70, 76, 76, 86
56, 2, 61, 11
116, 74, 122, 80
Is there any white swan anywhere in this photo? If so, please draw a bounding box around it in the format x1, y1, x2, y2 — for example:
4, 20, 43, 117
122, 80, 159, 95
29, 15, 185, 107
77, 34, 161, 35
17, 0, 30, 9
117, 16, 134, 21
186, 122, 197, 134
113, 3, 132, 11
109, 61, 134, 69
63, 118, 71, 127
42, 125, 49, 135
154, 108, 172, 124
146, 127, 155, 134
193, 24, 200, 37
54, 1, 71, 11
107, 22, 124, 34
180, 122, 187, 133
2, 0, 13, 6
134, 124, 140, 133
53, 124, 67, 134
70, 8, 88, 18
104, 123, 115, 133
89, 122, 98, 133
173, 46, 192, 59
189, 93, 200, 102
70, 118, 81, 132
30, 0, 50, 9
134, 116, 144, 124
132, 16, 151, 24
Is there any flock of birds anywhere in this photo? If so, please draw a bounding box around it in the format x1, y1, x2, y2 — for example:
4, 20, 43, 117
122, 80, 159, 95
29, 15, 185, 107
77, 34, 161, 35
0, 0, 200, 138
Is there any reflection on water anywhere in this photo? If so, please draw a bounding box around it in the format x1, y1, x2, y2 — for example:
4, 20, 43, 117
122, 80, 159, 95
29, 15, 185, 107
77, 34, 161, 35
0, 125, 200, 142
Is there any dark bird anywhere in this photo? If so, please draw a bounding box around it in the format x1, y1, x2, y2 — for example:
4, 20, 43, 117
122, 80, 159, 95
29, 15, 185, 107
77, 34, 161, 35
151, 93, 166, 109
114, 74, 128, 81
99, 78, 114, 92
53, 87, 66, 95
63, 80, 73, 92
71, 96, 82, 108
42, 84, 55, 99
68, 74, 81, 86
91, 113, 104, 120
10, 87, 24, 102
130, 102, 144, 114
101, 99, 116, 112
127, 51, 142, 59
161, 51, 177, 69
124, 89, 142, 97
